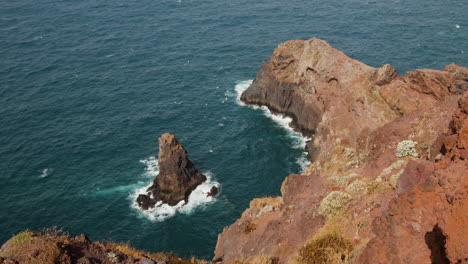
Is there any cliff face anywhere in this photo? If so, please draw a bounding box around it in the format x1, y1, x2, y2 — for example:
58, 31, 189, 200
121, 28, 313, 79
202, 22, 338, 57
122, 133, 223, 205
137, 133, 207, 209
215, 38, 467, 264
1, 39, 467, 264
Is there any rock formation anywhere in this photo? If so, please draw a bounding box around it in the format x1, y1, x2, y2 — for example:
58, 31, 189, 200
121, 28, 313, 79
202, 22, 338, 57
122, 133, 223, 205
0, 229, 206, 264
2, 38, 467, 264
137, 133, 206, 209
207, 186, 219, 197
215, 38, 467, 264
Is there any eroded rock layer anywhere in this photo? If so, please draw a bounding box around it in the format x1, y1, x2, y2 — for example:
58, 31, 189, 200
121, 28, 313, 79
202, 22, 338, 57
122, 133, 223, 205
215, 38, 467, 264
137, 133, 206, 209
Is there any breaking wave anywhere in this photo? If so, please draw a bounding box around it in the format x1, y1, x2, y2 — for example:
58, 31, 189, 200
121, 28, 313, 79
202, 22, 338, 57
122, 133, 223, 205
129, 156, 220, 222
233, 80, 311, 169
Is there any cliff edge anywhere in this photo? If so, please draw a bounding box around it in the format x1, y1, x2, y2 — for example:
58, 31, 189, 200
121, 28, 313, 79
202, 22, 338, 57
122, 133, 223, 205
215, 38, 467, 264
1, 39, 466, 264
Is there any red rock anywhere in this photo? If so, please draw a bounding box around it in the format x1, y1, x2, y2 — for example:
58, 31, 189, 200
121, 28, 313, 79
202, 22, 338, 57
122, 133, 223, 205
216, 38, 468, 264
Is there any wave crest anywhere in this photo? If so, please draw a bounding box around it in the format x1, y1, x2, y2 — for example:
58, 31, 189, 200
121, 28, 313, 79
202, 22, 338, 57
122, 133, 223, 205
130, 156, 220, 222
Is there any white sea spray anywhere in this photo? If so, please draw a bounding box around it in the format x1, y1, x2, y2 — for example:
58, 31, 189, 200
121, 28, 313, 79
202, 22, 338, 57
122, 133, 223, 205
129, 156, 220, 222
233, 80, 311, 169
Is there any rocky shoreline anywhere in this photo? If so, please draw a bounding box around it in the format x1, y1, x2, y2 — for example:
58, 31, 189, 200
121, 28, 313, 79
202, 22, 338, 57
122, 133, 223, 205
214, 38, 467, 264
1, 38, 466, 264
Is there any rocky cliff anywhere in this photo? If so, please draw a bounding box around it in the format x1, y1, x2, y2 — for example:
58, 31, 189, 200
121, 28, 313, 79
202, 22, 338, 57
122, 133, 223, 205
137, 133, 207, 209
0, 229, 210, 264
215, 38, 467, 264
1, 39, 467, 264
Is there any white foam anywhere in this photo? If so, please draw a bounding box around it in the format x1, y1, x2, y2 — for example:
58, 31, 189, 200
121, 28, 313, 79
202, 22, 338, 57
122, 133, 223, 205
234, 80, 253, 106
94, 182, 144, 196
233, 80, 311, 169
139, 156, 159, 177
39, 168, 51, 178
130, 157, 220, 222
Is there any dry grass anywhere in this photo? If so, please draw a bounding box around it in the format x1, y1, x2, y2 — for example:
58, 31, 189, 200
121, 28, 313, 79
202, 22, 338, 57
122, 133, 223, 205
366, 181, 382, 194
0, 231, 62, 264
96, 241, 147, 258
96, 241, 211, 264
296, 232, 353, 264
242, 219, 256, 234
0, 228, 211, 264
318, 191, 352, 218
250, 197, 283, 208
228, 255, 277, 264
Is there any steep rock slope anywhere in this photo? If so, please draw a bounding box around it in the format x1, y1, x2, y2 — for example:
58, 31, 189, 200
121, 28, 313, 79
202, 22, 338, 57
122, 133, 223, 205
215, 38, 467, 264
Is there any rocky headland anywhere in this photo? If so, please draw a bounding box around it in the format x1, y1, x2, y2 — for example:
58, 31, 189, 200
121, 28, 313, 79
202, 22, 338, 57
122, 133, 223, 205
137, 133, 207, 209
215, 38, 467, 264
1, 38, 467, 264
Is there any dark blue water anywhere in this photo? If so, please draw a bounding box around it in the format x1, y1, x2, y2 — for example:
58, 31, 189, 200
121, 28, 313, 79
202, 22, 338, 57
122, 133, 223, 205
0, 0, 466, 259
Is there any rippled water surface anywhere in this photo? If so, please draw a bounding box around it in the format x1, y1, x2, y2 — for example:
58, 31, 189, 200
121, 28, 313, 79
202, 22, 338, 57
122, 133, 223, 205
0, 0, 466, 259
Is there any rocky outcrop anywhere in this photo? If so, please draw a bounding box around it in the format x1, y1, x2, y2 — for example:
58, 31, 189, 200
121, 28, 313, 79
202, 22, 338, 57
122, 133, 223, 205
240, 38, 462, 162
359, 93, 468, 264
215, 38, 467, 263
207, 186, 219, 197
0, 229, 208, 264
137, 133, 206, 209
3, 38, 466, 264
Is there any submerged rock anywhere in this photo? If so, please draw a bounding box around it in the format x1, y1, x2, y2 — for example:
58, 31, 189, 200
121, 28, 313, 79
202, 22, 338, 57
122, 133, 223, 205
137, 133, 206, 209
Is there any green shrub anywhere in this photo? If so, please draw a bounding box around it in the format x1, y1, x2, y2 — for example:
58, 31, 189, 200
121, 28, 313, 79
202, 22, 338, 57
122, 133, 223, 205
10, 231, 34, 245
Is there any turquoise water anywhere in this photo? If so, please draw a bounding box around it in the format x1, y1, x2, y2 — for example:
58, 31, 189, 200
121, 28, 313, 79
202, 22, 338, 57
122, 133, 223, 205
0, 0, 466, 259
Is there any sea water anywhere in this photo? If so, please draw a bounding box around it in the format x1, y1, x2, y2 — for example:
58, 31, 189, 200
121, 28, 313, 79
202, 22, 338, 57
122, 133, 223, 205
0, 0, 466, 259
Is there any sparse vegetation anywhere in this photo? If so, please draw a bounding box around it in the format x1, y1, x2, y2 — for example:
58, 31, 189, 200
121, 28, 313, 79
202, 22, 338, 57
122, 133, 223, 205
0, 229, 210, 264
296, 232, 353, 264
396, 140, 418, 158
328, 176, 349, 186
242, 219, 256, 234
97, 241, 146, 258
381, 160, 405, 175
366, 181, 381, 194
229, 255, 277, 264
346, 180, 367, 194
318, 191, 352, 218
10, 231, 35, 245
107, 251, 119, 262
326, 173, 360, 188
389, 169, 404, 189
251, 197, 283, 208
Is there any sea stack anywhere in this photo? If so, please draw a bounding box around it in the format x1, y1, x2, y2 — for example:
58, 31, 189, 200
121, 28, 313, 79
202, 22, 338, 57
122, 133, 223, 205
137, 133, 207, 209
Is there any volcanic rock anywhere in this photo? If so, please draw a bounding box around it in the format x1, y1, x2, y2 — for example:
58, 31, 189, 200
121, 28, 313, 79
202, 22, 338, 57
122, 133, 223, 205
214, 38, 467, 263
137, 133, 206, 209
207, 186, 218, 197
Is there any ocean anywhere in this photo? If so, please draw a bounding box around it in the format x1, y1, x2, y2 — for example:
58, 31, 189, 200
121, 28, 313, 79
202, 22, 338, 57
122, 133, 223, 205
0, 0, 466, 259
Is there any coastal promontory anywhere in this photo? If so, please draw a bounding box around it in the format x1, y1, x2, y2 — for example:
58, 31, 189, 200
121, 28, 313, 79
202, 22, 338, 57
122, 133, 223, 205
1, 38, 466, 264
215, 38, 467, 264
